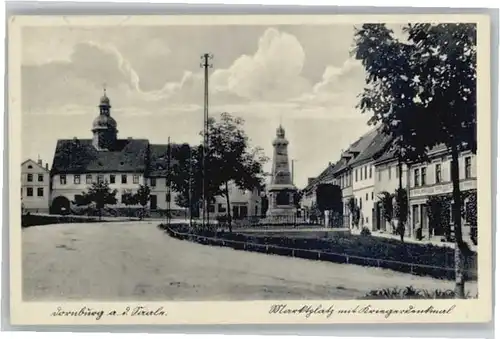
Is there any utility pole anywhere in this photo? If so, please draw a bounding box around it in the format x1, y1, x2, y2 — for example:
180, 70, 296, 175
166, 136, 171, 226
200, 53, 213, 227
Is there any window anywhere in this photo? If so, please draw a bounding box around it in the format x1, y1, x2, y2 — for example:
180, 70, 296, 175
74, 174, 81, 184
150, 178, 156, 187
133, 175, 139, 184
60, 174, 67, 185
388, 167, 392, 180
97, 175, 104, 183
365, 193, 368, 201
369, 166, 372, 179
166, 193, 171, 202
421, 167, 427, 186
359, 198, 362, 209
208, 204, 215, 213
371, 192, 374, 200
121, 174, 127, 184
355, 169, 358, 182
435, 164, 442, 183
27, 187, 33, 196
364, 166, 367, 179
465, 156, 472, 179
27, 173, 33, 182
378, 170, 382, 181
37, 187, 44, 197
110, 175, 116, 184
38, 174, 44, 182
395, 166, 399, 178
414, 169, 420, 187
218, 203, 226, 212
86, 174, 92, 184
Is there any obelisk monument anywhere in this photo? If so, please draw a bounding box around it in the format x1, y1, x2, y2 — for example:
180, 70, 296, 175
267, 124, 297, 218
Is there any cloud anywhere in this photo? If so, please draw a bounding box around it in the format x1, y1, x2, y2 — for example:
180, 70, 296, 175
209, 28, 310, 101
291, 58, 366, 115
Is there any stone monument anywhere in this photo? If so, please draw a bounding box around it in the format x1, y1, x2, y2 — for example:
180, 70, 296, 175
267, 124, 297, 219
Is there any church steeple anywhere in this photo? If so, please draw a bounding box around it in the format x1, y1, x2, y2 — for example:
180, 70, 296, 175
92, 87, 118, 150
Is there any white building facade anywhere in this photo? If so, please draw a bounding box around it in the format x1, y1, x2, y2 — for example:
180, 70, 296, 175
408, 145, 477, 241
21, 159, 50, 213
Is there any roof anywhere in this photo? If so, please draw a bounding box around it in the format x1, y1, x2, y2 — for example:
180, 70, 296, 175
21, 159, 49, 172
51, 138, 149, 174
302, 128, 382, 191
148, 144, 181, 177
349, 129, 393, 168
332, 128, 380, 175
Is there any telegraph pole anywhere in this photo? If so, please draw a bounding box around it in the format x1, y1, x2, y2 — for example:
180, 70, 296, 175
200, 53, 213, 227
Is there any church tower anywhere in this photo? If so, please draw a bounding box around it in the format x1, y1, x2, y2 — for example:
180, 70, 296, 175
267, 124, 297, 218
92, 89, 118, 151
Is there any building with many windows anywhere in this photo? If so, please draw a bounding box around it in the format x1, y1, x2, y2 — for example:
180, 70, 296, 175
21, 158, 50, 213
408, 144, 477, 240
350, 129, 392, 230
48, 91, 258, 217
303, 122, 477, 243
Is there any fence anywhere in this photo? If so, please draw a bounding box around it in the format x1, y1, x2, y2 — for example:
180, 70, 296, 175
227, 214, 322, 228
162, 225, 477, 281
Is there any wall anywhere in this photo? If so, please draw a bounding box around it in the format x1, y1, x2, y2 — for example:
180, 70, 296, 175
352, 162, 376, 229
51, 172, 146, 207
146, 177, 182, 210
408, 151, 477, 240
21, 160, 50, 212
209, 182, 262, 218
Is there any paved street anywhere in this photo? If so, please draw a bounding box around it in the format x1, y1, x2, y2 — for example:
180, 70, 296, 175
23, 222, 478, 301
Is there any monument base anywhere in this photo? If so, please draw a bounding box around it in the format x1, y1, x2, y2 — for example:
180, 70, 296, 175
267, 207, 296, 218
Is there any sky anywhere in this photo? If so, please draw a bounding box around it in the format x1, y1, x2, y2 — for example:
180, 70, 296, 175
21, 24, 405, 188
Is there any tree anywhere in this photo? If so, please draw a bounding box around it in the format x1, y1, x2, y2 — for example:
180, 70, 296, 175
393, 188, 408, 241
347, 197, 361, 229
261, 195, 269, 217
77, 181, 117, 221
170, 143, 203, 218
378, 191, 394, 231
427, 195, 452, 240
134, 184, 151, 220
354, 23, 476, 297
205, 112, 268, 231
121, 190, 137, 218
316, 184, 342, 227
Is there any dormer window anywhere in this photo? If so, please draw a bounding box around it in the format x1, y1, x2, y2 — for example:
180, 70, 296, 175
27, 165, 33, 169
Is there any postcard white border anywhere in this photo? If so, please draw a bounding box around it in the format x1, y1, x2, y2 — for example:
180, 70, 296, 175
8, 14, 493, 325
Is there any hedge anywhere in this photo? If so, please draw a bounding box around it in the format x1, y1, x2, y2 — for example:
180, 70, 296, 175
159, 223, 477, 281
21, 214, 111, 228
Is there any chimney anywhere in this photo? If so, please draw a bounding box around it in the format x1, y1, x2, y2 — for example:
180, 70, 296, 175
307, 177, 315, 186
45, 163, 49, 171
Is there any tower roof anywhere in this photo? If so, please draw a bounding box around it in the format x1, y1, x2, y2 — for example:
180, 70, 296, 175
99, 87, 111, 107
92, 114, 117, 130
